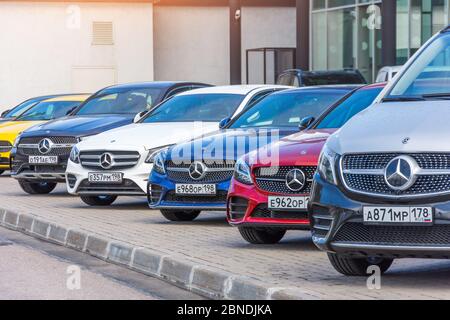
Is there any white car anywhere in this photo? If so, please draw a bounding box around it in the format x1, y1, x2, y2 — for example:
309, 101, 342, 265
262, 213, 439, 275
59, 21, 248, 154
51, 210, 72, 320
66, 85, 290, 206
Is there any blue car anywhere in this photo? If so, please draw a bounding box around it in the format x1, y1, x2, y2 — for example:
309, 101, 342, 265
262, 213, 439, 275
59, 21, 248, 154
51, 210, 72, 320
11, 81, 210, 194
148, 85, 359, 222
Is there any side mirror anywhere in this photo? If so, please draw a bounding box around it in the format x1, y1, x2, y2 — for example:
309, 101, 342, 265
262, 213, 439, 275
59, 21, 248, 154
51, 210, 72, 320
299, 116, 315, 131
134, 111, 147, 123
219, 117, 231, 129
1, 109, 10, 118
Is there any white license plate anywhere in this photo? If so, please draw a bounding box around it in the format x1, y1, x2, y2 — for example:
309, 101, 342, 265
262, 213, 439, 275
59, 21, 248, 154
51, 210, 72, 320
363, 206, 433, 225
88, 172, 123, 184
29, 156, 58, 164
175, 184, 216, 195
268, 196, 309, 210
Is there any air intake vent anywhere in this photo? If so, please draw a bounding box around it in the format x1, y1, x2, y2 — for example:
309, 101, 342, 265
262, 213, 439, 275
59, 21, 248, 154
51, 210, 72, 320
92, 22, 114, 45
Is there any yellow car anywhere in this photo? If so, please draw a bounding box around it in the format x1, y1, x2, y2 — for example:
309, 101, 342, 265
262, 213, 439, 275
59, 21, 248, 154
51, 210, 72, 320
0, 94, 90, 174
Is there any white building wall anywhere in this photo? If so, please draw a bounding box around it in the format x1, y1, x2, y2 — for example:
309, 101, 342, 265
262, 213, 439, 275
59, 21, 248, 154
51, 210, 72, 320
0, 2, 154, 111
241, 6, 296, 84
153, 6, 229, 85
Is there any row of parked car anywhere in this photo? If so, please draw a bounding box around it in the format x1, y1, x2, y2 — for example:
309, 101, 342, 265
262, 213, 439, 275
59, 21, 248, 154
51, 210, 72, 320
1, 27, 449, 277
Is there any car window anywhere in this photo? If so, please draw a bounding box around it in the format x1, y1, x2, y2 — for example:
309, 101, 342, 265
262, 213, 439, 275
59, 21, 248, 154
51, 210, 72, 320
277, 73, 296, 86
16, 101, 82, 121
301, 73, 365, 86
4, 99, 39, 118
142, 94, 245, 123
165, 86, 193, 98
316, 87, 383, 129
389, 33, 450, 98
75, 88, 163, 115
228, 90, 349, 129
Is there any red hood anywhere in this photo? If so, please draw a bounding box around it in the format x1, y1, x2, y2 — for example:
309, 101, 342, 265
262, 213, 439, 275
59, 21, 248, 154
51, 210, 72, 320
251, 129, 336, 167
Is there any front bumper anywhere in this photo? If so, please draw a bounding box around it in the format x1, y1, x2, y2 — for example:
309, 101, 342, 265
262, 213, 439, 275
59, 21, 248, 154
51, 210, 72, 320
310, 174, 450, 259
11, 153, 68, 182
148, 172, 229, 211
66, 159, 150, 196
227, 178, 310, 229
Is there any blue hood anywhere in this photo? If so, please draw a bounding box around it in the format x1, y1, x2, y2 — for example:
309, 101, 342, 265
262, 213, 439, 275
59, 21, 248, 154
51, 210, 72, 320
167, 128, 298, 162
20, 114, 133, 138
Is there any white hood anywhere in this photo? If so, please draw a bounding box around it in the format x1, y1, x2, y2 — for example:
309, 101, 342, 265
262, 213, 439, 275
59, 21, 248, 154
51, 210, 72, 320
328, 101, 450, 154
78, 122, 220, 151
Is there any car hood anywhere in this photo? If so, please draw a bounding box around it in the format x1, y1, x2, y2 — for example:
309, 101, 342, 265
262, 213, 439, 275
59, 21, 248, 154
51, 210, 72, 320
78, 122, 220, 150
251, 129, 336, 167
0, 121, 44, 141
167, 127, 299, 162
327, 101, 450, 154
21, 115, 133, 138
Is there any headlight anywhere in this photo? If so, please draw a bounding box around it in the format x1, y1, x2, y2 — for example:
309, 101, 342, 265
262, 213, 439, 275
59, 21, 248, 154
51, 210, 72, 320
234, 157, 253, 185
145, 145, 172, 164
152, 149, 168, 174
318, 145, 338, 185
69, 146, 80, 164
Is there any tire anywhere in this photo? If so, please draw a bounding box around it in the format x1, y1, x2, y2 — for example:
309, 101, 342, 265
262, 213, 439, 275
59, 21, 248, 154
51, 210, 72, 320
80, 195, 118, 206
160, 209, 200, 222
18, 179, 57, 195
238, 227, 286, 244
327, 253, 394, 276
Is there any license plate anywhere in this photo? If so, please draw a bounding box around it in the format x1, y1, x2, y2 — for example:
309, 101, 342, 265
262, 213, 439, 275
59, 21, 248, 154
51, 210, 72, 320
268, 196, 309, 210
29, 156, 58, 164
88, 172, 123, 184
175, 184, 216, 195
363, 206, 433, 225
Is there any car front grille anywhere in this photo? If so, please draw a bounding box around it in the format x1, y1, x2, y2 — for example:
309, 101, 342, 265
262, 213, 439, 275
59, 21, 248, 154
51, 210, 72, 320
251, 204, 309, 221
333, 222, 450, 247
341, 153, 450, 197
253, 166, 316, 194
0, 141, 12, 153
165, 160, 235, 183
80, 150, 140, 170
17, 136, 77, 157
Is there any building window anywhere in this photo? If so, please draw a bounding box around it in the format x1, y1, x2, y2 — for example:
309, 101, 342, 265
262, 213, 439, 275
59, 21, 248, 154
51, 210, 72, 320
310, 0, 382, 83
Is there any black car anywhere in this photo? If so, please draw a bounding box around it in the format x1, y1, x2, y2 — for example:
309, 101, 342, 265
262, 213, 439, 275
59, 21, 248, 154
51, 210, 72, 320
11, 81, 210, 195
277, 69, 366, 87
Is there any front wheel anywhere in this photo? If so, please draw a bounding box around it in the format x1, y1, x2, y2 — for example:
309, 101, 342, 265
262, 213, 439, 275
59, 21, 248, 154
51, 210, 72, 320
327, 253, 394, 276
160, 209, 200, 222
80, 195, 118, 206
238, 227, 286, 244
18, 179, 57, 194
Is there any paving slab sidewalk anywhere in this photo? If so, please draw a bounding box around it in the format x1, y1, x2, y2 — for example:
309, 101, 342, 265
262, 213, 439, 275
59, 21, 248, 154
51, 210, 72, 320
1, 178, 450, 299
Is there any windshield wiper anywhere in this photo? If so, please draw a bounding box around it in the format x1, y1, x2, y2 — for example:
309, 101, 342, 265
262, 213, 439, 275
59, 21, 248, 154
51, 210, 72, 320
422, 93, 450, 100
382, 96, 426, 102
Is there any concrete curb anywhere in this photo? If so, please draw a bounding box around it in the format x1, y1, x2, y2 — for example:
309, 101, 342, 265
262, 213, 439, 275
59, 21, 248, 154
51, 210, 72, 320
0, 209, 318, 300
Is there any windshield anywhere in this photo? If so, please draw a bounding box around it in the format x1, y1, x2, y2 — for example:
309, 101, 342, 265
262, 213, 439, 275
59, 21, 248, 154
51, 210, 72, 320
228, 90, 349, 129
142, 94, 245, 123
16, 100, 82, 121
316, 87, 383, 129
4, 99, 39, 118
388, 33, 450, 98
76, 88, 162, 115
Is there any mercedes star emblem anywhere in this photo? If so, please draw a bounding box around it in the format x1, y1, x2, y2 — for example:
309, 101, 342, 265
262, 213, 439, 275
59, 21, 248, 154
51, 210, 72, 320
100, 153, 114, 169
38, 138, 53, 154
384, 155, 418, 191
285, 169, 306, 192
189, 161, 207, 180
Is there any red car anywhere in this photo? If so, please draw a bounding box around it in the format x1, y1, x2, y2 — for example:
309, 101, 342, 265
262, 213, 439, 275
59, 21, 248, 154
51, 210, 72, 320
227, 83, 386, 244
